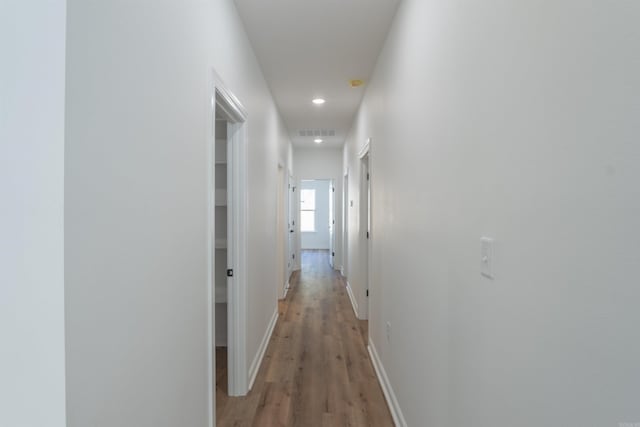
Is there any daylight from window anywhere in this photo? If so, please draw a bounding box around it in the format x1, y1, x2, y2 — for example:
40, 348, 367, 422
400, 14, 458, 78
300, 188, 316, 232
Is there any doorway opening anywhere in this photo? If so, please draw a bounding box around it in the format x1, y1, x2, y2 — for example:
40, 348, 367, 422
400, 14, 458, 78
210, 75, 249, 426
214, 116, 229, 405
299, 179, 334, 268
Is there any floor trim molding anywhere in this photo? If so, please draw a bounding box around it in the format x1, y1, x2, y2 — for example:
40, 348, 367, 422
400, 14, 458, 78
345, 280, 359, 319
248, 307, 278, 391
368, 340, 407, 427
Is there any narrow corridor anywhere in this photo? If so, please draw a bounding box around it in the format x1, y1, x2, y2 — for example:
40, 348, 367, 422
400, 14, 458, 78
216, 250, 393, 426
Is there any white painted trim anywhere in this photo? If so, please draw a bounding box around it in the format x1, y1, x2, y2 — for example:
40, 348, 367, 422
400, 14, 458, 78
248, 308, 279, 391
214, 70, 248, 122
368, 340, 407, 427
345, 280, 359, 319
358, 137, 371, 159
206, 78, 216, 427
227, 119, 249, 396
282, 281, 290, 299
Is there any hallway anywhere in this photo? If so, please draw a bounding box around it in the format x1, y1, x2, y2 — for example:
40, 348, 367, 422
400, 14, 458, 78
217, 250, 393, 426
6, 1, 640, 426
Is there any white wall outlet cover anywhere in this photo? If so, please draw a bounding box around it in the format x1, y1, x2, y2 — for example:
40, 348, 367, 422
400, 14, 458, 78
481, 237, 494, 279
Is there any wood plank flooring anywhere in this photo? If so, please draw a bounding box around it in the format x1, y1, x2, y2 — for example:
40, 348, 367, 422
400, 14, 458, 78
216, 250, 394, 427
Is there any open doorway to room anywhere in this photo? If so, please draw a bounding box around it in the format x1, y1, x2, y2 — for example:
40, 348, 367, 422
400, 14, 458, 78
300, 179, 334, 268
211, 78, 249, 425
214, 115, 230, 406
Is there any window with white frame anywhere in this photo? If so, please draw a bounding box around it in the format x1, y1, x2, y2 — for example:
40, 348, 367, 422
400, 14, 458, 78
300, 188, 316, 232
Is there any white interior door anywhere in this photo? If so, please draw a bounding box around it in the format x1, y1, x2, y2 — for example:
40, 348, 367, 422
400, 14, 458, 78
329, 180, 335, 268
287, 174, 297, 272
361, 156, 370, 319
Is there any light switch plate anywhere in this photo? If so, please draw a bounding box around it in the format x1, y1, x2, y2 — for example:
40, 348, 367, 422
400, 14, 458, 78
481, 237, 494, 279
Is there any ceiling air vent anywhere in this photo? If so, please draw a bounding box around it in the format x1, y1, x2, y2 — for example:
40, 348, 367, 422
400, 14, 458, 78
298, 129, 336, 138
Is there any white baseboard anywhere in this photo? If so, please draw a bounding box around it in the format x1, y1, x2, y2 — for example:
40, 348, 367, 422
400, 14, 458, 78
248, 307, 278, 391
345, 280, 359, 318
368, 340, 407, 427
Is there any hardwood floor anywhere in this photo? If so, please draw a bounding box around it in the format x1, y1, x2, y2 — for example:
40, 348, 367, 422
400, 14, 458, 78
216, 250, 394, 427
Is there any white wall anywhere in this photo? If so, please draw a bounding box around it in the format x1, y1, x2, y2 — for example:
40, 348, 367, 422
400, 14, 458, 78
64, 1, 291, 426
293, 148, 343, 268
0, 1, 67, 426
300, 180, 331, 249
344, 1, 640, 426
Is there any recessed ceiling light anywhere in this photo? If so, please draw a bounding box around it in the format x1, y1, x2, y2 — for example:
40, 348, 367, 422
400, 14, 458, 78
314, 138, 323, 144
312, 98, 325, 105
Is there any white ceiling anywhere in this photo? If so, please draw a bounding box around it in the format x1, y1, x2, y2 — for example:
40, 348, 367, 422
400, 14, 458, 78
233, 0, 400, 149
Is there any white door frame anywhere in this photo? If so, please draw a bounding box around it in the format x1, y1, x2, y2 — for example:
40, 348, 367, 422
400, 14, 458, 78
299, 178, 333, 257
226, 115, 248, 397
208, 71, 249, 427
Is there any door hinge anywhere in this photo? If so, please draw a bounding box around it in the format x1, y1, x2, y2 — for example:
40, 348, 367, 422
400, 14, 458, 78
367, 173, 369, 181
332, 187, 335, 192
366, 289, 369, 297
366, 231, 369, 239
332, 220, 335, 224
292, 254, 295, 259
226, 269, 234, 277
332, 252, 335, 257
